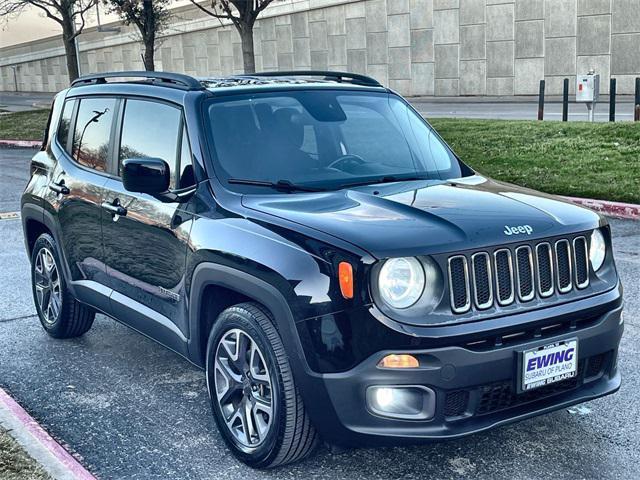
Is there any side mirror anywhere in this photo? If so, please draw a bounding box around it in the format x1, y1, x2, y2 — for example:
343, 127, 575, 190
122, 157, 170, 194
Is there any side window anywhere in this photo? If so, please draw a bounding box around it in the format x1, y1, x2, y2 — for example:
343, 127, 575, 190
57, 99, 75, 155
178, 126, 195, 189
119, 99, 182, 188
72, 98, 116, 172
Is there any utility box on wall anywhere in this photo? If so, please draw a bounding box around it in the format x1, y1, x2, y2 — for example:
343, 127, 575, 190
576, 72, 600, 103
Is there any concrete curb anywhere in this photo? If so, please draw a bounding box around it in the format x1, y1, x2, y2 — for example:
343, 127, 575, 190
0, 387, 95, 480
0, 139, 41, 148
562, 196, 640, 220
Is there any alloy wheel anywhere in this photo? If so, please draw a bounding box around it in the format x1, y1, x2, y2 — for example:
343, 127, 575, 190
214, 328, 274, 448
33, 247, 62, 326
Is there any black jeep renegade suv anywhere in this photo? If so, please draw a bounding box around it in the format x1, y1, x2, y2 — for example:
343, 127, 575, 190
22, 71, 623, 468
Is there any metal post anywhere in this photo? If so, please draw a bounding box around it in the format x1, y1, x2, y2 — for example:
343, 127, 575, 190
11, 66, 18, 92
609, 78, 616, 122
538, 80, 545, 121
562, 78, 569, 122
635, 77, 640, 122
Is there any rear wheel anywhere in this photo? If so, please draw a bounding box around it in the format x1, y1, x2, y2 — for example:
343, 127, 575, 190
206, 302, 318, 468
31, 233, 95, 338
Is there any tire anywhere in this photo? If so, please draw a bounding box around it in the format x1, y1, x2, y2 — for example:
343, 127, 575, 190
30, 233, 95, 339
206, 302, 319, 468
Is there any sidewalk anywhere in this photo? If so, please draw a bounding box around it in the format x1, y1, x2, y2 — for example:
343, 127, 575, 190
0, 92, 54, 112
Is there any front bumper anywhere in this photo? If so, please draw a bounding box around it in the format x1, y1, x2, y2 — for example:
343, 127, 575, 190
296, 292, 623, 446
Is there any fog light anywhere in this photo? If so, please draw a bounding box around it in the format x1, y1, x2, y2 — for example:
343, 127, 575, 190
366, 386, 435, 420
375, 387, 394, 408
378, 354, 419, 369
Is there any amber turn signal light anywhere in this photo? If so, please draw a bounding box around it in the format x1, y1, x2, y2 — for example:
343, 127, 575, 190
338, 262, 353, 299
378, 354, 419, 369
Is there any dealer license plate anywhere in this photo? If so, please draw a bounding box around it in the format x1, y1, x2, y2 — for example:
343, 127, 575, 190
521, 340, 578, 392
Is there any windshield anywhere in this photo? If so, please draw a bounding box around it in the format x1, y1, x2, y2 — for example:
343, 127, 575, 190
205, 90, 470, 192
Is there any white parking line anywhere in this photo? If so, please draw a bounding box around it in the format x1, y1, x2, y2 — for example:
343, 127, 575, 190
0, 211, 20, 220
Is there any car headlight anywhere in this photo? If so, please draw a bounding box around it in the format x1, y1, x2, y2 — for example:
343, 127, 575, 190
378, 257, 425, 309
589, 229, 606, 272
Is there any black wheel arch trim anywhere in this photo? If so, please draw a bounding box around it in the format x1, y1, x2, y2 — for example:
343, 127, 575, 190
21, 203, 77, 297
188, 262, 310, 370
188, 262, 342, 440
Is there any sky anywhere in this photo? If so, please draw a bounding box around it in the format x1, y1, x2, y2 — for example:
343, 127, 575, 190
0, 5, 118, 49
0, 2, 198, 49
1, 8, 64, 48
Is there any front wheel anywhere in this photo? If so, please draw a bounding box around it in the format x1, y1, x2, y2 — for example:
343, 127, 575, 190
30, 233, 95, 338
206, 302, 318, 468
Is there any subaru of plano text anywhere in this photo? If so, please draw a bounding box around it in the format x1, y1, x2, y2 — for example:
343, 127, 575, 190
21, 70, 623, 468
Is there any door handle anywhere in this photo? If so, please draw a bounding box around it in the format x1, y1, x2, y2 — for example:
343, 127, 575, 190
101, 199, 127, 217
49, 181, 69, 195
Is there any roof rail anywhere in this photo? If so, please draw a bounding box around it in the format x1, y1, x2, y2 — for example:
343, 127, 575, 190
248, 70, 383, 87
71, 71, 203, 90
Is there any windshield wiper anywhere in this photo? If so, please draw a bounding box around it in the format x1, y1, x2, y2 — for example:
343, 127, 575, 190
339, 175, 433, 189
228, 178, 324, 192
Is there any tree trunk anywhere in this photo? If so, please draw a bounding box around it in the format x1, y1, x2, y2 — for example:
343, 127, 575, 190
143, 36, 155, 71
141, 0, 156, 71
61, 15, 79, 82
239, 25, 256, 74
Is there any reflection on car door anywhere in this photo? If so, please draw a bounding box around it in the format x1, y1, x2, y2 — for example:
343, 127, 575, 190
50, 97, 116, 311
101, 98, 194, 354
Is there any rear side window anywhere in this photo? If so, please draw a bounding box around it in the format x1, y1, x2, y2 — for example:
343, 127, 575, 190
57, 100, 75, 155
72, 98, 116, 172
119, 99, 182, 188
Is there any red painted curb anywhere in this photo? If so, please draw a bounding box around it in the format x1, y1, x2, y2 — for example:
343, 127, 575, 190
563, 196, 640, 220
0, 139, 41, 148
0, 388, 96, 480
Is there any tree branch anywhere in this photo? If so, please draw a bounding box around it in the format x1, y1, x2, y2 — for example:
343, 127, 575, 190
26, 1, 64, 26
69, 0, 96, 38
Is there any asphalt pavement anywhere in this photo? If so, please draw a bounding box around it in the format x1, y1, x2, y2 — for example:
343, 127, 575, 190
0, 92, 55, 113
0, 147, 639, 479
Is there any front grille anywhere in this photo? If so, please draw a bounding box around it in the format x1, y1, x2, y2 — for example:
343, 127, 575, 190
444, 390, 469, 417
556, 239, 572, 293
494, 249, 514, 305
448, 256, 470, 313
515, 246, 534, 301
447, 235, 590, 314
536, 243, 554, 297
444, 353, 607, 420
471, 253, 492, 309
586, 352, 608, 377
476, 369, 582, 415
573, 237, 589, 289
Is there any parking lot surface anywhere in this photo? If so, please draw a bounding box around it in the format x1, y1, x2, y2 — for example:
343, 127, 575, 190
1, 147, 638, 479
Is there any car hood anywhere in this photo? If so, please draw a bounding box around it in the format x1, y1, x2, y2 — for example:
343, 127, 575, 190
241, 175, 601, 259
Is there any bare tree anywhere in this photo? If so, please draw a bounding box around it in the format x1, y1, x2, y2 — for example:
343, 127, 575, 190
102, 0, 171, 71
0, 0, 96, 81
188, 0, 275, 74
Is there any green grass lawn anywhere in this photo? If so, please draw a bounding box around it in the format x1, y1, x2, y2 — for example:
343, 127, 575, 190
430, 118, 640, 204
0, 110, 638, 203
0, 428, 51, 480
0, 110, 49, 141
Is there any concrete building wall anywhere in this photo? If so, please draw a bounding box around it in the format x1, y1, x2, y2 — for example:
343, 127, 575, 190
1, 0, 639, 96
